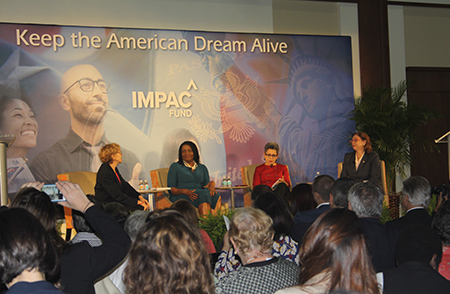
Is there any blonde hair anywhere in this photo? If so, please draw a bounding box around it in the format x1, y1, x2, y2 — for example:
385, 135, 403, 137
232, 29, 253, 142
229, 207, 274, 255
99, 143, 121, 163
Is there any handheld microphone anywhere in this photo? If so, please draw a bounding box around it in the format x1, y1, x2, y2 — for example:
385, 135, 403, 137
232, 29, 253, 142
271, 164, 273, 167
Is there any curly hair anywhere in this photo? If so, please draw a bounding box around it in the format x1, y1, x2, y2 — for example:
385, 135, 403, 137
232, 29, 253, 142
98, 143, 121, 163
299, 208, 379, 294
124, 210, 213, 294
229, 207, 274, 256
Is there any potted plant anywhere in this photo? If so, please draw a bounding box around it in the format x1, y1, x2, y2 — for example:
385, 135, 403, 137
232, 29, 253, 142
350, 80, 440, 193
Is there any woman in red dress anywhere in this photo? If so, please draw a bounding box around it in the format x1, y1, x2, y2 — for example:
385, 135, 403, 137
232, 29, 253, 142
253, 142, 291, 202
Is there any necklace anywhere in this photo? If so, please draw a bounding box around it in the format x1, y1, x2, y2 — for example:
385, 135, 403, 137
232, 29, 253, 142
246, 254, 273, 264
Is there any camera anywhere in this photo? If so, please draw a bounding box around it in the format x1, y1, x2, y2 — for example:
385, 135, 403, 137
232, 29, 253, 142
41, 184, 66, 202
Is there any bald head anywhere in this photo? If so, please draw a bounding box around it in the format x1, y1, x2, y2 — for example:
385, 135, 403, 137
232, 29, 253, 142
60, 64, 104, 94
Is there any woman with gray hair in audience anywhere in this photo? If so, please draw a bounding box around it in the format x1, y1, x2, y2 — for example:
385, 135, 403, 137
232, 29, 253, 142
215, 207, 299, 294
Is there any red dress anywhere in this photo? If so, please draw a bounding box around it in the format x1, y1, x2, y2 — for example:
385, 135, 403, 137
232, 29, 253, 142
253, 164, 291, 188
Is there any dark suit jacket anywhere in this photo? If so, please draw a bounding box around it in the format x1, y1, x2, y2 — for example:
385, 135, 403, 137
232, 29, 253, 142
294, 204, 330, 224
291, 204, 330, 243
382, 261, 450, 294
95, 163, 141, 210
359, 217, 398, 273
385, 208, 432, 232
340, 151, 382, 189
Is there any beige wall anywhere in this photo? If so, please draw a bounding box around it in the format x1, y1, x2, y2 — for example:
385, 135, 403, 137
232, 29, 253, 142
272, 0, 339, 35
404, 6, 450, 67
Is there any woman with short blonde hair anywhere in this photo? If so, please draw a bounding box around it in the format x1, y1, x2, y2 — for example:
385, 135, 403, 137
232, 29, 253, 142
216, 207, 299, 294
95, 143, 149, 211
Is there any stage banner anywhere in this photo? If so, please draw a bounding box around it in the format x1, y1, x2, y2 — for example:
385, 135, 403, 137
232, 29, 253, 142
0, 23, 355, 197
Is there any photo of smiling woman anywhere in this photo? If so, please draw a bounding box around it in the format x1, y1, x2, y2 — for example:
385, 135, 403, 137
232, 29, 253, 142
0, 96, 38, 197
253, 142, 291, 202
168, 141, 221, 216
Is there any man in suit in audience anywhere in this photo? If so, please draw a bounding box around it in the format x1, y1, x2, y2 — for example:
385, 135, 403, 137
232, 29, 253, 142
291, 175, 334, 243
348, 181, 398, 272
330, 177, 354, 209
385, 176, 433, 232
381, 225, 450, 294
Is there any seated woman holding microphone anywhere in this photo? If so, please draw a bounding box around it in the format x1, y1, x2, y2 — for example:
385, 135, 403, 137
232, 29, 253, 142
95, 143, 149, 211
253, 142, 291, 201
340, 132, 382, 189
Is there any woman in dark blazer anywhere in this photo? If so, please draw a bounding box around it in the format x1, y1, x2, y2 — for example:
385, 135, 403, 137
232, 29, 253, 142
95, 143, 149, 211
340, 132, 382, 189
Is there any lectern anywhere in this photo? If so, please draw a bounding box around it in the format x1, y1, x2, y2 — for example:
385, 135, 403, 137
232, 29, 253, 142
435, 131, 450, 180
0, 135, 15, 206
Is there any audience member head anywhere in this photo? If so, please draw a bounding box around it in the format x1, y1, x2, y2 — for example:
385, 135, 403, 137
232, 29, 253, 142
170, 199, 199, 226
289, 183, 316, 214
99, 143, 121, 164
0, 208, 59, 286
253, 192, 294, 240
331, 178, 354, 209
177, 141, 200, 164
124, 210, 213, 294
299, 208, 378, 294
10, 187, 66, 254
432, 199, 450, 246
229, 207, 274, 265
401, 176, 431, 210
251, 184, 272, 201
348, 182, 383, 218
395, 225, 442, 270
104, 202, 129, 227
312, 175, 335, 203
124, 211, 150, 241
73, 194, 103, 233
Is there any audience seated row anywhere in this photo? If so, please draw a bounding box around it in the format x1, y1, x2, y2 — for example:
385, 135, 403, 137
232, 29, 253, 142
3, 174, 450, 294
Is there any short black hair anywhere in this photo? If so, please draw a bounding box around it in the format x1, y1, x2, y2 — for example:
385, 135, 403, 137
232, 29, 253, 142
104, 202, 129, 227
253, 192, 294, 239
331, 178, 355, 208
0, 208, 59, 284
312, 175, 335, 202
251, 184, 272, 201
395, 225, 442, 265
73, 194, 104, 233
177, 141, 200, 164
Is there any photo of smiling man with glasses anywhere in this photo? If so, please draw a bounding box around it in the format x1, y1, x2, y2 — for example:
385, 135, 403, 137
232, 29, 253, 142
252, 142, 291, 201
30, 64, 142, 184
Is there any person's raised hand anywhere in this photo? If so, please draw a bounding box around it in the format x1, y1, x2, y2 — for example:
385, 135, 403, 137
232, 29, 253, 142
56, 181, 93, 213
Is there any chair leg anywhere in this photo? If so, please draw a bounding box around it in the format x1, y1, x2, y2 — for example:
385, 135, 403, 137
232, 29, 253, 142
211, 196, 222, 215
198, 202, 211, 216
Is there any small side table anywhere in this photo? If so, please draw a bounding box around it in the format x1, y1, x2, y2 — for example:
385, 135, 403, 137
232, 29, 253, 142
138, 187, 171, 211
216, 185, 250, 209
